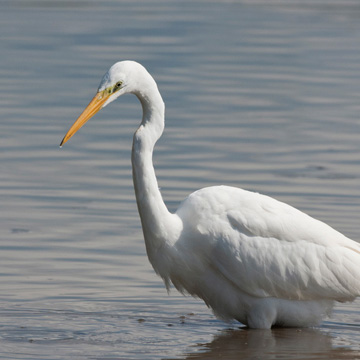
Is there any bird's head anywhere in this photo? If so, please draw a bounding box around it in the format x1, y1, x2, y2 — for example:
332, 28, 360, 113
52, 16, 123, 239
60, 61, 148, 146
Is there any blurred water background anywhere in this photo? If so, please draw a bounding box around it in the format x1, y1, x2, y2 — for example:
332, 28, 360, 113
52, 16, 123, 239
1, 0, 360, 359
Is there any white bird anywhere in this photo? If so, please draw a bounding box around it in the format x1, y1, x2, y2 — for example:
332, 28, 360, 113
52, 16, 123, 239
61, 61, 360, 329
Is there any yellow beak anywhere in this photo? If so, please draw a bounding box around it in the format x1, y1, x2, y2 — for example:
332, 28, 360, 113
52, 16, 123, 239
60, 90, 111, 147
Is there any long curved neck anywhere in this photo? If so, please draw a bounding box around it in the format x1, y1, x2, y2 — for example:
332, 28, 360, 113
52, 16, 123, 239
131, 83, 176, 256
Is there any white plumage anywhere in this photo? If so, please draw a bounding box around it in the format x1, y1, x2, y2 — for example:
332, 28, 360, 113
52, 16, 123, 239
61, 61, 360, 329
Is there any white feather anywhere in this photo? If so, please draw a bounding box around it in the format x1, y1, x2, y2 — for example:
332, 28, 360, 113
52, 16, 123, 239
62, 61, 360, 329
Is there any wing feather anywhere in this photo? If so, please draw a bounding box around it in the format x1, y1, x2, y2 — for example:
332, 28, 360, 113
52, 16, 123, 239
176, 185, 360, 301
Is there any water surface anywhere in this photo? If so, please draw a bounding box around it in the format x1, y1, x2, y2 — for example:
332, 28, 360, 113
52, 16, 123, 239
1, 1, 360, 359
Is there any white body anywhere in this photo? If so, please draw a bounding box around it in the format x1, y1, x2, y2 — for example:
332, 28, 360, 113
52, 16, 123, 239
157, 186, 360, 328
63, 61, 360, 328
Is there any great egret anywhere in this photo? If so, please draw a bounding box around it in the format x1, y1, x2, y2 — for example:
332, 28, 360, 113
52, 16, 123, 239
61, 61, 360, 329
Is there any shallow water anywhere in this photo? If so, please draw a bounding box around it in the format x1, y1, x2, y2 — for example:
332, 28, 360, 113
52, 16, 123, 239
1, 0, 360, 359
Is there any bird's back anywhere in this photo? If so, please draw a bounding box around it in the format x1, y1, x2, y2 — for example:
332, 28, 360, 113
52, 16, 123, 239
173, 185, 360, 305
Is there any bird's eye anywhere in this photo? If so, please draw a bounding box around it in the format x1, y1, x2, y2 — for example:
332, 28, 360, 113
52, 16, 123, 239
115, 81, 123, 89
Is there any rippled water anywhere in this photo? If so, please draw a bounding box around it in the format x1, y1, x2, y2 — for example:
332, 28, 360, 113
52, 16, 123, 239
1, 1, 360, 359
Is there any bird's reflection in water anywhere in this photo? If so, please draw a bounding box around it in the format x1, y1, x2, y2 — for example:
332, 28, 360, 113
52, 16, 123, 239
179, 327, 360, 360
